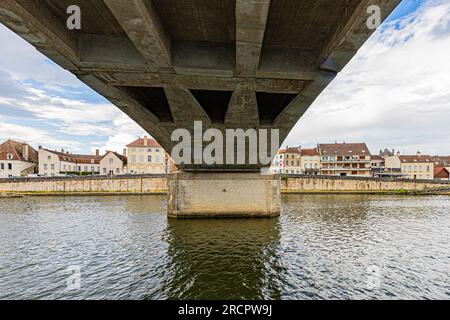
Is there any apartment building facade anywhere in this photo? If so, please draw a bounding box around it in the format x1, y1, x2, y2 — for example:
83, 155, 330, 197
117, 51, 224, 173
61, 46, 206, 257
38, 148, 100, 176
385, 152, 435, 180
127, 136, 176, 174
318, 143, 372, 177
271, 147, 301, 174
0, 140, 38, 178
301, 148, 321, 175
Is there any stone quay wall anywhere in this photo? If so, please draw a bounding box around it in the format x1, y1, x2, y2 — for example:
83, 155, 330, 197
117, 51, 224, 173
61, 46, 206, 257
0, 175, 168, 194
281, 175, 450, 193
0, 174, 449, 195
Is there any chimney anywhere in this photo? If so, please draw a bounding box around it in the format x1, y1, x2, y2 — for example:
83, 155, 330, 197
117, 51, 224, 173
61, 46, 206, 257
144, 135, 148, 147
96, 149, 100, 157
396, 151, 401, 156
61, 148, 65, 153
22, 144, 29, 162
123, 148, 127, 156
38, 145, 42, 150
417, 151, 421, 157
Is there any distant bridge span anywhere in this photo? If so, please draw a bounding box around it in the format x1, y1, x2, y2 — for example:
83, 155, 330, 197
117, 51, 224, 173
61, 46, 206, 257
0, 0, 400, 217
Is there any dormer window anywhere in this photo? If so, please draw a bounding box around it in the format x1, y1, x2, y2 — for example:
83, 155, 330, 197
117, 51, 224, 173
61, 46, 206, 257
91, 159, 95, 164
6, 154, 13, 160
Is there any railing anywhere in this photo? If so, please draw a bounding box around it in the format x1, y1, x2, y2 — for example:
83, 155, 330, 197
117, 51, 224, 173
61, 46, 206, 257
321, 159, 371, 163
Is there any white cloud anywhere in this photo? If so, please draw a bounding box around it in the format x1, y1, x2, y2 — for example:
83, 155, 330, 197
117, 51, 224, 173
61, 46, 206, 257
0, 24, 80, 88
91, 114, 148, 154
0, 122, 82, 150
285, 0, 450, 156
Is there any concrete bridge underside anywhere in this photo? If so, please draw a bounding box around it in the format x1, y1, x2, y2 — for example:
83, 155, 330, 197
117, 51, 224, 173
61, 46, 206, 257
0, 0, 400, 217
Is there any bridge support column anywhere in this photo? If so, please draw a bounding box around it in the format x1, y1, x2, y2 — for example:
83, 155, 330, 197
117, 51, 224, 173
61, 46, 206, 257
167, 171, 280, 218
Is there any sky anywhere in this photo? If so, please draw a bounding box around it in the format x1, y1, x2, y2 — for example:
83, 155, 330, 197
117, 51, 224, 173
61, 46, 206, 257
0, 0, 449, 156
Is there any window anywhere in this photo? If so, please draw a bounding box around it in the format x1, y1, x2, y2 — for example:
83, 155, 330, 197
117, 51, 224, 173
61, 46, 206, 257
8, 163, 12, 170
426, 166, 430, 172
103, 168, 107, 173
7, 154, 13, 160
109, 158, 114, 164
139, 156, 144, 162
131, 155, 136, 162
84, 166, 88, 171
51, 164, 55, 170
44, 164, 48, 170
148, 149, 152, 152
0, 163, 3, 170
155, 149, 160, 153
91, 166, 95, 172
116, 168, 120, 174
148, 155, 152, 163
48, 156, 51, 160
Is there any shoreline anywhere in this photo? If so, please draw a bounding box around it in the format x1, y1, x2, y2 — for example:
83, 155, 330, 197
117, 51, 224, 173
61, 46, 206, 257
1, 190, 449, 198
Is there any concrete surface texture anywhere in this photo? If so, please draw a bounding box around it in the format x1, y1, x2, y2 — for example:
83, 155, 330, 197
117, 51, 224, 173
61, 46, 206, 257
167, 171, 281, 218
0, 0, 401, 170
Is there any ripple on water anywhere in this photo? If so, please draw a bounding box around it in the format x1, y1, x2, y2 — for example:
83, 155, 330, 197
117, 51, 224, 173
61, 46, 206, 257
0, 194, 449, 300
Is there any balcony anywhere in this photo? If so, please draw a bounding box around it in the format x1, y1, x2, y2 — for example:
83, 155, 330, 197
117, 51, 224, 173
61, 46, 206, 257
321, 159, 371, 163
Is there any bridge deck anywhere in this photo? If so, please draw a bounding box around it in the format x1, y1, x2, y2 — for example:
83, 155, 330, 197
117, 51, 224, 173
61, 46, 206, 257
0, 0, 400, 169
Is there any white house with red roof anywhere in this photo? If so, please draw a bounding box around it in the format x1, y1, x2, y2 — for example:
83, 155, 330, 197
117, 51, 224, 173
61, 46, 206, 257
0, 139, 38, 178
99, 151, 128, 175
38, 147, 101, 176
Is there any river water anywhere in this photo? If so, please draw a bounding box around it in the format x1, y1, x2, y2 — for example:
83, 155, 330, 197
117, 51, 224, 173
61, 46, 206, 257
0, 194, 449, 300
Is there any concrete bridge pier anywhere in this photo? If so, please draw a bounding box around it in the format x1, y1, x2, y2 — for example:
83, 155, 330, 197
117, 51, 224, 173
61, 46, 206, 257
167, 171, 280, 218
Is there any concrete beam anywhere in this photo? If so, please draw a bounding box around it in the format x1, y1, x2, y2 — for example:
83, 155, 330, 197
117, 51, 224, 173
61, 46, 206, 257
258, 47, 318, 80
164, 86, 212, 125
235, 0, 271, 77
225, 85, 259, 127
79, 34, 146, 70
173, 41, 235, 77
319, 0, 401, 72
78, 74, 171, 145
274, 71, 337, 140
0, 0, 79, 71
104, 0, 173, 72
95, 71, 309, 94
